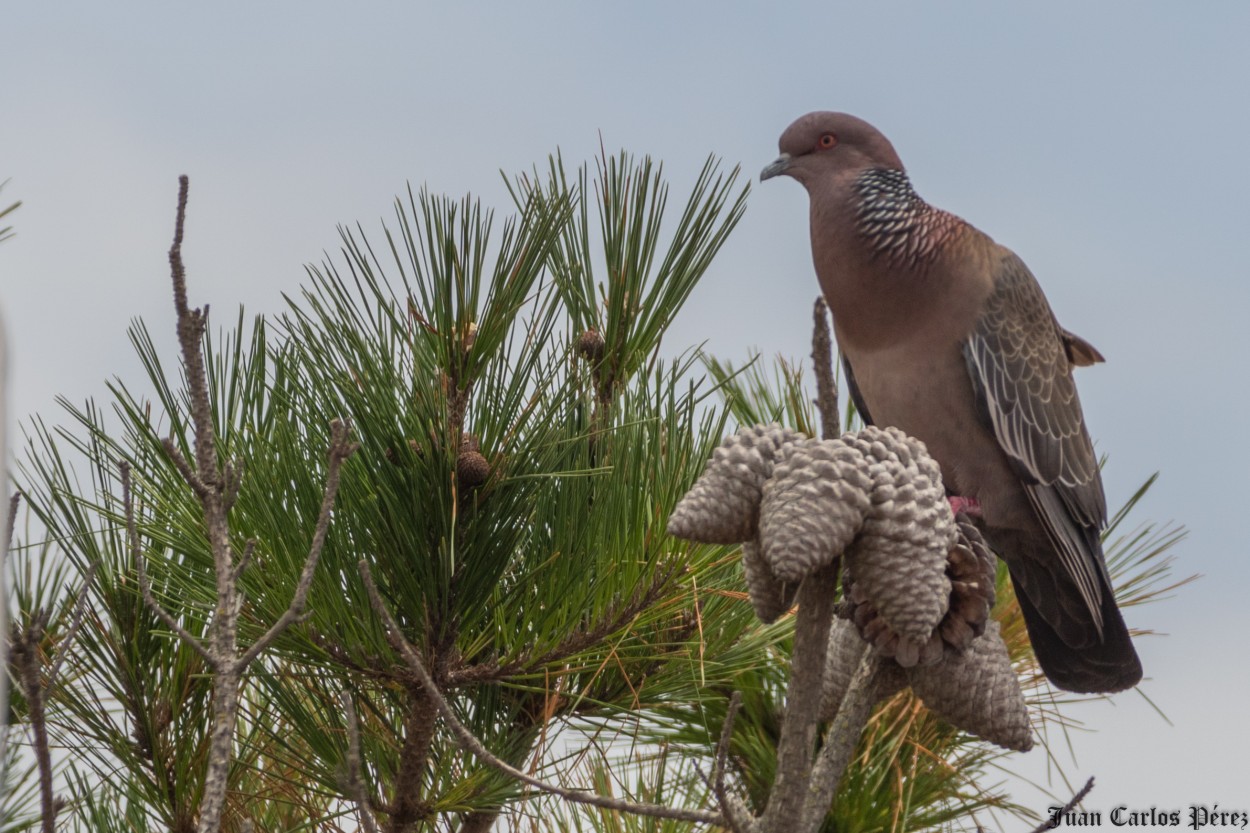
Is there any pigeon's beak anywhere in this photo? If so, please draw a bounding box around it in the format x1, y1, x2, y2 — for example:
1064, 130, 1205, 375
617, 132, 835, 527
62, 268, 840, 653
759, 153, 792, 182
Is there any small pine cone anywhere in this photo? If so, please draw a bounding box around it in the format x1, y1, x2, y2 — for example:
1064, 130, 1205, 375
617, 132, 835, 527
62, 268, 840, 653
758, 438, 874, 582
741, 538, 796, 624
457, 450, 490, 491
576, 328, 606, 363
460, 432, 481, 454
906, 620, 1033, 752
667, 424, 806, 544
938, 517, 997, 653
838, 427, 954, 654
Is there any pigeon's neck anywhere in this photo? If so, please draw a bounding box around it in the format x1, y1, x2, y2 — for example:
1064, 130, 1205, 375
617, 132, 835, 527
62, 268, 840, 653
853, 168, 964, 267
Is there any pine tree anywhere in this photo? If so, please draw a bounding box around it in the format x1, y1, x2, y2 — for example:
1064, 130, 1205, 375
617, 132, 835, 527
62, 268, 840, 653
3, 154, 1187, 833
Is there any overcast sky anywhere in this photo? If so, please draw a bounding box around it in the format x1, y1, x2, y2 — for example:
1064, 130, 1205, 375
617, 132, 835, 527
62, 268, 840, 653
6, 1, 1250, 825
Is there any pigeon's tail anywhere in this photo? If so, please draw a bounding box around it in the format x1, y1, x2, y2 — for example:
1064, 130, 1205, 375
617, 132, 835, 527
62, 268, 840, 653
990, 529, 1143, 694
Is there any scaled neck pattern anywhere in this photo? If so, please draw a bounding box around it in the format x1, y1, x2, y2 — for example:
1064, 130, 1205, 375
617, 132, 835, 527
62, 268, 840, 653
854, 167, 964, 268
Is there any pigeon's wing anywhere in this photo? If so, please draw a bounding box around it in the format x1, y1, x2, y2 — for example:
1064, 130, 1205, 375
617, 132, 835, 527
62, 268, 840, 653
961, 253, 1111, 629
840, 354, 874, 426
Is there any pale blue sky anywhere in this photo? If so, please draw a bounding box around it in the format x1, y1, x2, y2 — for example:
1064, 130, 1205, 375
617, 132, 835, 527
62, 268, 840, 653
6, 1, 1250, 824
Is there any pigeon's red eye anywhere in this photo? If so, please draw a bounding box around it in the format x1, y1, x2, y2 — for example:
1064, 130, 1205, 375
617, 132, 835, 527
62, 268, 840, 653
818, 133, 838, 150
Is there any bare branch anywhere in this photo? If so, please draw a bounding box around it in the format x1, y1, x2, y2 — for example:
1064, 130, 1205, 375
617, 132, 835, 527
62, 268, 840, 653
712, 691, 740, 797
711, 691, 759, 833
811, 297, 839, 440
163, 175, 243, 833
46, 563, 99, 690
120, 462, 214, 666
4, 557, 98, 833
235, 418, 357, 670
758, 564, 839, 833
230, 539, 256, 583
341, 690, 381, 833
357, 559, 725, 827
161, 437, 211, 502
168, 175, 219, 484
10, 610, 61, 833
1025, 778, 1096, 833
801, 651, 882, 831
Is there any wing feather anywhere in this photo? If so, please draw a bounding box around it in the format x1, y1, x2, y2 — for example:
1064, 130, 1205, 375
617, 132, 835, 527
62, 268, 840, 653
962, 254, 1111, 631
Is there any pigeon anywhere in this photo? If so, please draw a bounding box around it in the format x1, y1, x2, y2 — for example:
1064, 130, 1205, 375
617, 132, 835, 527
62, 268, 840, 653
761, 112, 1141, 693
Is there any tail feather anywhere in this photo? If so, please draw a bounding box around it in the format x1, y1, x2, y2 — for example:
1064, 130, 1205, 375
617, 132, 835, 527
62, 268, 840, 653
990, 528, 1142, 693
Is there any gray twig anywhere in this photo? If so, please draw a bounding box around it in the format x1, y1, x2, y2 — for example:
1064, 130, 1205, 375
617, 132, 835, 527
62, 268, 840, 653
161, 437, 211, 501
10, 611, 60, 833
6, 494, 63, 833
1025, 777, 1095, 833
341, 690, 381, 833
712, 691, 758, 833
229, 539, 256, 583
356, 559, 726, 827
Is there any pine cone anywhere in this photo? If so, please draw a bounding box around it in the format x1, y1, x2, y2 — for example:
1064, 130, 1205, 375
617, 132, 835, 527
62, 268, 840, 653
906, 621, 1033, 752
457, 450, 490, 491
667, 424, 806, 544
820, 620, 868, 721
821, 620, 908, 722
758, 437, 874, 582
576, 328, 606, 363
837, 427, 954, 663
844, 568, 947, 668
741, 538, 796, 624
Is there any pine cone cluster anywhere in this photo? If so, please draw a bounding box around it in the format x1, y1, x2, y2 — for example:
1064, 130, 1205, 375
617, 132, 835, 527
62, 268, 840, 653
668, 423, 1032, 752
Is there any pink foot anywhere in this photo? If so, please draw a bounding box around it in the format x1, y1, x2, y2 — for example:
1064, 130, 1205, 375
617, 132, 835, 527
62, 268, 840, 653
948, 496, 982, 519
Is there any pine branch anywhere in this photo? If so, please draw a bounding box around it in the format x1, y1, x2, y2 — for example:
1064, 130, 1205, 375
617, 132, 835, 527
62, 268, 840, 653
6, 494, 98, 833
357, 559, 726, 828
9, 610, 61, 833
236, 418, 357, 668
138, 176, 357, 833
801, 652, 883, 831
445, 560, 678, 686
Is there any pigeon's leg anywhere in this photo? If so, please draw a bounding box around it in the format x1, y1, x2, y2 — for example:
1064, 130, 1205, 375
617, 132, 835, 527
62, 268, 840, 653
948, 496, 982, 519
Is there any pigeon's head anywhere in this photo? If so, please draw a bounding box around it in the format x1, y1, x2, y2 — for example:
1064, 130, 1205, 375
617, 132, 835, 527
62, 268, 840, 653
761, 112, 903, 188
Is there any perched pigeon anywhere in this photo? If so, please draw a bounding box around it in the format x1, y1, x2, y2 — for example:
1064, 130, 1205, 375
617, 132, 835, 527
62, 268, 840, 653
762, 112, 1141, 693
